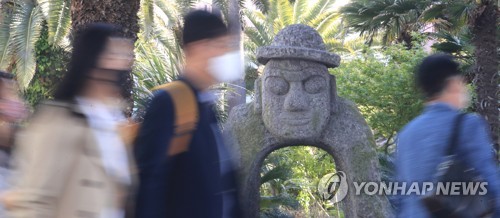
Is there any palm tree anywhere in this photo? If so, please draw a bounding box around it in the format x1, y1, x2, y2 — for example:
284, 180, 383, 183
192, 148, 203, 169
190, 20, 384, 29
469, 0, 498, 147
340, 0, 431, 48
0, 0, 142, 112
0, 0, 75, 90
132, 0, 188, 116
0, 0, 139, 90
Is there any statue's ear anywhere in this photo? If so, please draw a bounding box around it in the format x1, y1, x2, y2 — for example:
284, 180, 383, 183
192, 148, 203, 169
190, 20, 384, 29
253, 77, 262, 114
330, 74, 338, 113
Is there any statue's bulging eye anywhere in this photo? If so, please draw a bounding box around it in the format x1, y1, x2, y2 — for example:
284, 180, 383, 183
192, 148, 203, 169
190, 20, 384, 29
304, 75, 326, 94
265, 76, 289, 95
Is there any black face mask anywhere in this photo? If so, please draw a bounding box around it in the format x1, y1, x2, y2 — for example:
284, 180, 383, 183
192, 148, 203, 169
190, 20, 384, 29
88, 68, 130, 86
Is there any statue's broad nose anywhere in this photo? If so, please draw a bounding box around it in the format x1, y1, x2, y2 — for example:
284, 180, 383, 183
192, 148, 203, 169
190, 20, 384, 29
284, 83, 308, 112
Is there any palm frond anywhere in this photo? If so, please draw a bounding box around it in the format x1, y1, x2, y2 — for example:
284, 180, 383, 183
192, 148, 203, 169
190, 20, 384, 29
244, 10, 272, 45
133, 3, 185, 114
431, 30, 473, 56
265, 0, 279, 33
251, 0, 270, 13
276, 0, 293, 26
341, 2, 380, 34
292, 0, 307, 23
175, 0, 197, 14
340, 0, 433, 47
133, 39, 181, 117
322, 25, 344, 46
11, 2, 44, 89
154, 0, 180, 27
300, 0, 333, 23
140, 0, 155, 39
420, 3, 445, 22
211, 0, 228, 17
260, 195, 299, 210
446, 2, 473, 22
0, 8, 14, 69
46, 0, 70, 45
386, 0, 420, 14
310, 12, 338, 33
261, 165, 291, 185
245, 29, 264, 48
323, 37, 345, 52
36, 0, 49, 18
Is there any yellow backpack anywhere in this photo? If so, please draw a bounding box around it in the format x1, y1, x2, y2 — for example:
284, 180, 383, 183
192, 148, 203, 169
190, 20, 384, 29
120, 80, 199, 156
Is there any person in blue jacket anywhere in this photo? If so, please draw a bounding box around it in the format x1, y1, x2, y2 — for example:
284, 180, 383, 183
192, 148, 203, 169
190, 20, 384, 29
396, 54, 500, 217
133, 9, 244, 218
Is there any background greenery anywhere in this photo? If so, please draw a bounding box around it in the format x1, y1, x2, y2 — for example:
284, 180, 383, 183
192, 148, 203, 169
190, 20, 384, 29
24, 23, 68, 108
0, 0, 498, 217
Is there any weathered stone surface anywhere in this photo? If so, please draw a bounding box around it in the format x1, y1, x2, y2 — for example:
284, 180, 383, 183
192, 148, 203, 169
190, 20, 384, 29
224, 24, 391, 218
257, 24, 340, 68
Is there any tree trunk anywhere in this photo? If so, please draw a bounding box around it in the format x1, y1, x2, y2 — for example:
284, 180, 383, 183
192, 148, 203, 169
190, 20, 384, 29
71, 0, 140, 40
71, 0, 140, 115
226, 0, 246, 114
471, 0, 499, 147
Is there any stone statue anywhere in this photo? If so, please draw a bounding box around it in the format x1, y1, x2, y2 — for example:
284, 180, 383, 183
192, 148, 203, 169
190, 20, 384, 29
224, 24, 391, 217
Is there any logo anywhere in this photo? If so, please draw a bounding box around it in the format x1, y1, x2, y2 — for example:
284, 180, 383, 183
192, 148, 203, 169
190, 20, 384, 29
317, 171, 488, 204
318, 171, 348, 204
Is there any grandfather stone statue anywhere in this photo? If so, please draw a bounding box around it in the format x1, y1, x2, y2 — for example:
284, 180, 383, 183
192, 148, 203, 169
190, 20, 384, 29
224, 24, 391, 217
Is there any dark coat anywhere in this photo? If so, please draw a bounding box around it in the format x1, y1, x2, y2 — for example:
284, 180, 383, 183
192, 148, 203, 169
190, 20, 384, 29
134, 78, 240, 218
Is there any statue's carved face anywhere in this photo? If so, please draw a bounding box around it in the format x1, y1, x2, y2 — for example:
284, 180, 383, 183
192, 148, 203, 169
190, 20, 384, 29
261, 59, 331, 139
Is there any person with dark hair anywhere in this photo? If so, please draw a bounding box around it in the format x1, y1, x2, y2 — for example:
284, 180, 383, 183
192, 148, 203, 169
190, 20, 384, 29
396, 54, 500, 217
134, 9, 243, 218
2, 23, 135, 218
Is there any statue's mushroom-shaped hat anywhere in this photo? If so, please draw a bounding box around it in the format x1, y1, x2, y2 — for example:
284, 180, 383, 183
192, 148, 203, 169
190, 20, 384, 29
257, 24, 340, 68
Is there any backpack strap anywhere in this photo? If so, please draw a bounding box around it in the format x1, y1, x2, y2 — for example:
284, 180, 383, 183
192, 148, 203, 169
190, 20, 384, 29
445, 113, 466, 156
153, 80, 199, 156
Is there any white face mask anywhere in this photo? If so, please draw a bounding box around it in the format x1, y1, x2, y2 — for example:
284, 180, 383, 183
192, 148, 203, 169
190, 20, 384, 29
458, 88, 471, 109
207, 50, 244, 82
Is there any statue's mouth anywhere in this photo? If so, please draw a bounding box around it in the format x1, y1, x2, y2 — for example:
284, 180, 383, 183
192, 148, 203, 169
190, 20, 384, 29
281, 116, 311, 126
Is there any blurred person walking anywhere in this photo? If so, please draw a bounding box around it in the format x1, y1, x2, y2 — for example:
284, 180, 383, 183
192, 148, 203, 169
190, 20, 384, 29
0, 71, 27, 167
134, 9, 243, 218
0, 71, 27, 217
1, 23, 135, 218
396, 54, 500, 218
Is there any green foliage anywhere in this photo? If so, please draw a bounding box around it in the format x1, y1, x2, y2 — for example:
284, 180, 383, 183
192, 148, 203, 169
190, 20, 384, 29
260, 146, 340, 217
0, 0, 70, 90
38, 0, 72, 46
24, 24, 68, 107
244, 0, 345, 52
9, 1, 45, 89
332, 43, 426, 151
340, 0, 431, 47
0, 3, 14, 70
132, 37, 182, 117
133, 0, 185, 118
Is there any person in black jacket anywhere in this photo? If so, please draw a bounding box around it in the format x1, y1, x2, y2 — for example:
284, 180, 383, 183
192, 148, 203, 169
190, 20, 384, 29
134, 9, 244, 218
